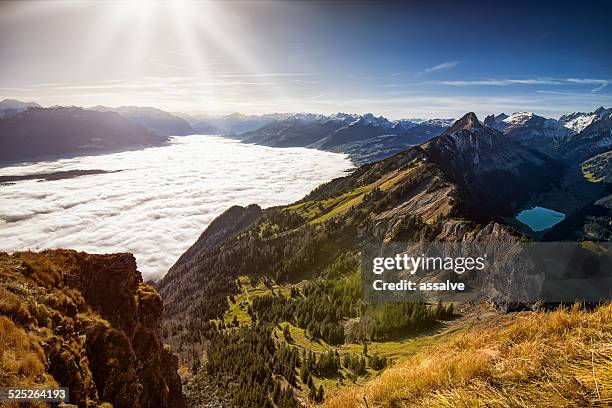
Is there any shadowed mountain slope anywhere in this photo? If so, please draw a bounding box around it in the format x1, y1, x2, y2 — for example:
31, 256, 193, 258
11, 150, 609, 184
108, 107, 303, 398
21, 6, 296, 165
0, 107, 167, 163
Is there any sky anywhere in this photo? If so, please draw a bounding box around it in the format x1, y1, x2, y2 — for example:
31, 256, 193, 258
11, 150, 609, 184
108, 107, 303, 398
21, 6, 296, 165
1, 0, 611, 119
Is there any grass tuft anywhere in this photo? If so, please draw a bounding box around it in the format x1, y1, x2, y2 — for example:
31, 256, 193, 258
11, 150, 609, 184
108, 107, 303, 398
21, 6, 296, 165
321, 304, 612, 407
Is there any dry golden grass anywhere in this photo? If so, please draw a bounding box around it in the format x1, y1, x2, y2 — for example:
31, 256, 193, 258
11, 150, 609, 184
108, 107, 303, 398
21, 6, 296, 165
17, 251, 63, 288
322, 304, 612, 408
0, 286, 32, 325
0, 316, 57, 388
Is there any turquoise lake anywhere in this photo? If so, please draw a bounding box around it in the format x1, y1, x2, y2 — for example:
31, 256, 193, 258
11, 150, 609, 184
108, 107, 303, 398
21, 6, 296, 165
516, 206, 566, 232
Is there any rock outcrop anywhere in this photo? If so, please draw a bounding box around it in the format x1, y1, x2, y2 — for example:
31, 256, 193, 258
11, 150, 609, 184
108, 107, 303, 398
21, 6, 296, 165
0, 250, 185, 408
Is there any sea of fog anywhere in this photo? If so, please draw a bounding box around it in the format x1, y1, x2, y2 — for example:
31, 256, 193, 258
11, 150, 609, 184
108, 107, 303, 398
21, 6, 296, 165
0, 135, 353, 279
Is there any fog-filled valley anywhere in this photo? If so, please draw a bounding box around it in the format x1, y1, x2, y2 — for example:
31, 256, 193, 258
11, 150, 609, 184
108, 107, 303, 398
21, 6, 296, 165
0, 135, 352, 279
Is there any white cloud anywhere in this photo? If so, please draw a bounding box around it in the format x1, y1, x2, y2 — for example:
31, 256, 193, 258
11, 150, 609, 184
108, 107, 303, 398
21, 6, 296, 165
422, 61, 459, 73
564, 78, 610, 93
565, 78, 609, 85
423, 77, 611, 88
592, 83, 608, 93
0, 136, 352, 280
217, 73, 312, 77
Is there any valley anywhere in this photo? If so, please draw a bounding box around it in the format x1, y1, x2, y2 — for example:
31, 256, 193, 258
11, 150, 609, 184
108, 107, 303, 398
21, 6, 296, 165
0, 135, 352, 279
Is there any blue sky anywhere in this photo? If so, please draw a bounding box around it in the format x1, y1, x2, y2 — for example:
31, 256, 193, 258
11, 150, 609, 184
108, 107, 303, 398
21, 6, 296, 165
0, 0, 610, 118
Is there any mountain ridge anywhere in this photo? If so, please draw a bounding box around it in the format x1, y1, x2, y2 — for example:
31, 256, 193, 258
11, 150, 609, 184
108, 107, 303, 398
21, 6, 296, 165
239, 113, 454, 164
0, 106, 167, 163
90, 105, 195, 136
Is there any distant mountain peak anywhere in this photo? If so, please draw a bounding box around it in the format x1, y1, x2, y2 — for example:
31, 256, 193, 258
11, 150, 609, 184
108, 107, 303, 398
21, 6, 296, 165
445, 112, 483, 134
595, 106, 607, 114
349, 113, 390, 128
559, 106, 611, 133
0, 98, 41, 111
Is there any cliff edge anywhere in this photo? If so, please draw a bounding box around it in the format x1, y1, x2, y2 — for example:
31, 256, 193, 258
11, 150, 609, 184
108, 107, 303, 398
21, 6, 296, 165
0, 249, 185, 408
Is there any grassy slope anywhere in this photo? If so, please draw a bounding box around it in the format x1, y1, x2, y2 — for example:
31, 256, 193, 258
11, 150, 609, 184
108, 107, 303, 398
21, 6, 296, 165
284, 167, 414, 224
321, 304, 612, 408
0, 253, 65, 397
582, 151, 612, 183
222, 276, 475, 402
217, 276, 290, 326
273, 319, 468, 399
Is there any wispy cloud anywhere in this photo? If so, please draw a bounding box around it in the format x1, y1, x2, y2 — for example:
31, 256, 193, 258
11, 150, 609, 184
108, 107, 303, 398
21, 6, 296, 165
565, 78, 609, 85
422, 61, 459, 74
0, 87, 32, 92
32, 83, 66, 87
424, 78, 560, 86
535, 90, 612, 97
306, 92, 334, 101
422, 77, 611, 89
592, 83, 608, 92
565, 78, 610, 93
217, 73, 311, 77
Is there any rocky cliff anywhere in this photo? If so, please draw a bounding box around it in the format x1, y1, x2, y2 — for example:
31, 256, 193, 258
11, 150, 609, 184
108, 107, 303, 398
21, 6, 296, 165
0, 250, 185, 408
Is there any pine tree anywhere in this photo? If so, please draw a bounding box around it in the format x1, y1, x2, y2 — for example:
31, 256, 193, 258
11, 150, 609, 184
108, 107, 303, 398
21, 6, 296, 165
300, 361, 310, 383
434, 300, 443, 319
317, 385, 324, 402
283, 324, 292, 343
446, 303, 454, 319
308, 384, 317, 401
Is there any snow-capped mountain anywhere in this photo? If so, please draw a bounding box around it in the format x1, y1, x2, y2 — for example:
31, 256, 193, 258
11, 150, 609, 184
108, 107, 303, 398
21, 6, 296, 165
238, 112, 452, 164
501, 112, 572, 138
0, 98, 41, 110
424, 112, 562, 216
415, 118, 456, 127
0, 98, 42, 119
187, 112, 291, 135
559, 106, 612, 133
560, 114, 612, 163
483, 111, 574, 157
285, 112, 330, 123
483, 113, 509, 130
480, 107, 612, 163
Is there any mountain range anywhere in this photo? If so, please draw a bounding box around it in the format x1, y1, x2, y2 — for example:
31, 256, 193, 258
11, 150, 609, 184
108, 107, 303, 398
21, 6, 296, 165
235, 113, 454, 164
160, 111, 592, 330
483, 107, 612, 162
90, 105, 195, 136
0, 100, 452, 164
157, 110, 611, 405
1, 100, 611, 406
180, 112, 289, 135
0, 106, 167, 163
5, 99, 608, 168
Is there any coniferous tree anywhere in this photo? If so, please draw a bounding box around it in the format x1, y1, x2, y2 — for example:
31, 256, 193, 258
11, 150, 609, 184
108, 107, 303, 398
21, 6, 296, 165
317, 385, 324, 403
